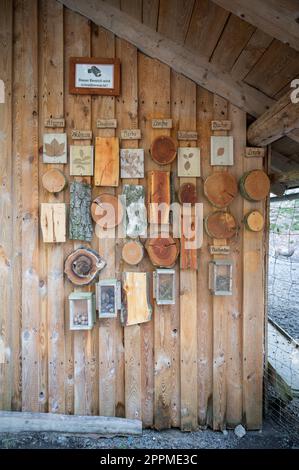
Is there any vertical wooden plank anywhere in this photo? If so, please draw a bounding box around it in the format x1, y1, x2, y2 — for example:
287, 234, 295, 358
0, 0, 13, 410
196, 86, 213, 428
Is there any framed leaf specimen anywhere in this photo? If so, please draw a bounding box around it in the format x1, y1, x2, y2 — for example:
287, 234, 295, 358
211, 136, 234, 166
70, 145, 94, 176
43, 133, 67, 164
177, 147, 201, 177
120, 148, 144, 178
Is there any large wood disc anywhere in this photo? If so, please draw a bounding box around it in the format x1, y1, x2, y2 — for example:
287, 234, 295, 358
150, 135, 177, 165
145, 233, 179, 267
204, 172, 237, 208
42, 168, 67, 193
239, 169, 270, 201
91, 193, 123, 229
178, 182, 197, 204
205, 211, 238, 239
244, 210, 264, 232
122, 240, 144, 265
64, 247, 106, 286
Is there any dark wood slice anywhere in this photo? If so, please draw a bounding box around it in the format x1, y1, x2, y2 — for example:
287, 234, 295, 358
244, 210, 264, 232
42, 168, 67, 193
91, 193, 123, 229
205, 211, 238, 239
64, 247, 106, 286
239, 169, 270, 201
122, 240, 144, 265
150, 135, 177, 165
145, 233, 179, 267
178, 182, 197, 204
204, 172, 237, 208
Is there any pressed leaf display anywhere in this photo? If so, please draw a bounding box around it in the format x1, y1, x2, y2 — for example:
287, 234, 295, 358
43, 133, 67, 163
177, 147, 201, 177
211, 136, 234, 166
70, 145, 94, 176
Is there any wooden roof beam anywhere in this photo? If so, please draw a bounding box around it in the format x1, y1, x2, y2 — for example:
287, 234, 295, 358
211, 0, 299, 52
58, 0, 274, 117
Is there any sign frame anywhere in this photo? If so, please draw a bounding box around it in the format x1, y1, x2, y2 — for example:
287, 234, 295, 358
69, 57, 120, 96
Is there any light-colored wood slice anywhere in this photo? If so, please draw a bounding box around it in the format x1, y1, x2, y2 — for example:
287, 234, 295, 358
121, 272, 152, 326
178, 182, 197, 205
42, 168, 67, 193
204, 172, 238, 208
40, 203, 66, 243
239, 169, 270, 201
145, 233, 179, 268
95, 136, 119, 186
122, 240, 144, 266
205, 211, 238, 240
244, 210, 264, 232
150, 135, 177, 165
147, 170, 170, 224
91, 193, 123, 229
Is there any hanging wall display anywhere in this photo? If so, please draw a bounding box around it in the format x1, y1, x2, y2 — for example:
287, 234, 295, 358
69, 57, 120, 96
178, 182, 197, 204
239, 169, 270, 201
244, 210, 265, 232
69, 181, 93, 241
204, 172, 238, 208
122, 184, 147, 238
69, 292, 96, 330
95, 136, 119, 186
91, 193, 123, 229
122, 239, 144, 265
211, 136, 234, 166
147, 170, 170, 224
153, 269, 175, 305
209, 260, 233, 296
205, 211, 238, 239
70, 145, 94, 176
177, 147, 201, 177
42, 168, 67, 193
43, 133, 67, 164
96, 279, 121, 319
150, 135, 177, 165
145, 233, 180, 268
120, 148, 144, 178
121, 272, 152, 326
64, 247, 106, 286
40, 203, 66, 243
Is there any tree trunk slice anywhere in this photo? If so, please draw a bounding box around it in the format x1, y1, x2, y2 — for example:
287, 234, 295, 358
244, 210, 264, 232
91, 193, 123, 229
239, 169, 270, 201
205, 211, 238, 239
122, 240, 144, 265
204, 172, 237, 208
64, 247, 106, 286
42, 168, 67, 193
150, 135, 177, 165
145, 233, 179, 267
178, 182, 197, 204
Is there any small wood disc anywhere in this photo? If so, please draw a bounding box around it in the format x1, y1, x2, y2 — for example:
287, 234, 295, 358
205, 211, 238, 239
239, 169, 270, 201
150, 135, 177, 165
178, 182, 197, 204
145, 233, 179, 267
244, 210, 264, 232
42, 168, 67, 193
122, 240, 144, 265
91, 193, 123, 229
204, 172, 237, 208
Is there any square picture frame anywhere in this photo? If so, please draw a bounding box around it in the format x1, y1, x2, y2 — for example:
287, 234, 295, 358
177, 147, 201, 177
211, 136, 234, 166
120, 149, 144, 178
43, 133, 67, 164
69, 57, 120, 96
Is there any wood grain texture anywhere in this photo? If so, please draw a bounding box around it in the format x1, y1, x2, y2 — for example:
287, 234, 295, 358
95, 137, 119, 186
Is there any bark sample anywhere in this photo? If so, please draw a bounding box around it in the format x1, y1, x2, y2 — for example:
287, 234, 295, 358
150, 135, 177, 165
69, 181, 93, 241
64, 247, 106, 286
148, 170, 171, 224
145, 232, 179, 267
204, 172, 237, 208
205, 211, 238, 239
239, 169, 270, 201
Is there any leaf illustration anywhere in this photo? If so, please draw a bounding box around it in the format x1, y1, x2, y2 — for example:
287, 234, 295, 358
184, 161, 191, 171
45, 138, 65, 157
183, 153, 194, 160
217, 147, 225, 157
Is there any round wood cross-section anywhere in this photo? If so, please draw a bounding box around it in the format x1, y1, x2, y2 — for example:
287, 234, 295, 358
64, 247, 106, 286
42, 168, 67, 193
91, 193, 123, 229
122, 240, 144, 265
205, 211, 238, 239
178, 182, 197, 204
244, 210, 264, 232
145, 233, 179, 267
204, 172, 237, 208
150, 135, 177, 165
239, 169, 270, 201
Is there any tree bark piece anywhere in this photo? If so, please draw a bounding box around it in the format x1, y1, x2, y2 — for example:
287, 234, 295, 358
205, 211, 238, 239
239, 169, 270, 201
42, 168, 67, 193
122, 240, 144, 265
150, 135, 177, 165
244, 210, 264, 232
69, 181, 93, 241
91, 193, 123, 229
64, 247, 106, 286
147, 170, 170, 224
178, 182, 197, 205
145, 233, 180, 267
204, 172, 238, 208
121, 272, 152, 326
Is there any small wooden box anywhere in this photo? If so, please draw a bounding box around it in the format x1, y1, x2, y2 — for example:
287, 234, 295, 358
69, 292, 96, 330
96, 279, 121, 319
153, 269, 176, 305
209, 260, 233, 296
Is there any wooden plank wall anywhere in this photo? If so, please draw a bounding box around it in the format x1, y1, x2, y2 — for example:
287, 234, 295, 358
0, 0, 267, 431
